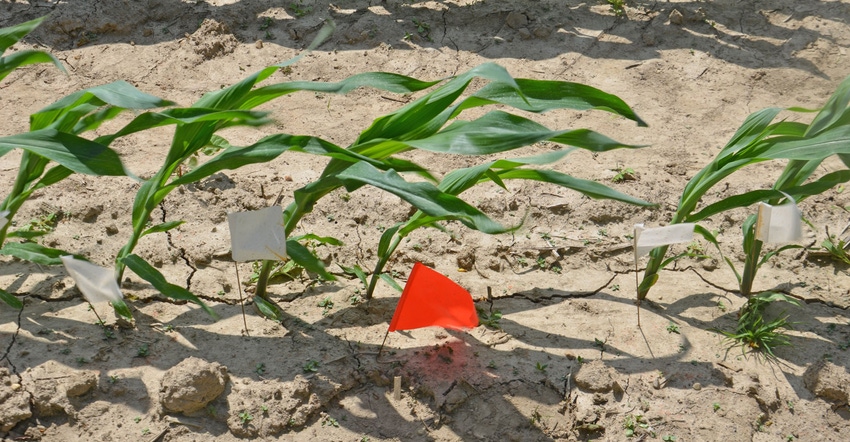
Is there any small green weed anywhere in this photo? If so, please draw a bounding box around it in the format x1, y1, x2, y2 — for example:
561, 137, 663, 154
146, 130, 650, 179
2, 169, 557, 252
666, 322, 680, 334
713, 402, 721, 412
255, 363, 266, 376
411, 19, 431, 41
137, 344, 149, 358
477, 308, 502, 329
535, 361, 548, 372
238, 411, 253, 424
612, 166, 636, 183
318, 297, 334, 315
303, 359, 320, 373
607, 0, 627, 17
716, 292, 799, 362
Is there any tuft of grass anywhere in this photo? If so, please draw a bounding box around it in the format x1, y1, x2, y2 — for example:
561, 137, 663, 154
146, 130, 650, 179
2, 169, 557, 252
715, 292, 800, 362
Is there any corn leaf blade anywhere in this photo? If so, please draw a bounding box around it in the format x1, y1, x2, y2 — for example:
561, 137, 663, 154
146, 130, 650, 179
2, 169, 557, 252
121, 254, 218, 319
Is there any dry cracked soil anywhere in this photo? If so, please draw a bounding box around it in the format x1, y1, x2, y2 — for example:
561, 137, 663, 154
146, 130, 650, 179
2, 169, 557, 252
2, 0, 850, 441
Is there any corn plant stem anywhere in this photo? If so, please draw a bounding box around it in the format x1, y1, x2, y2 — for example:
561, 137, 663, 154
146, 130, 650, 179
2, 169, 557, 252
739, 238, 763, 297
0, 152, 39, 246
365, 235, 404, 301
114, 168, 175, 283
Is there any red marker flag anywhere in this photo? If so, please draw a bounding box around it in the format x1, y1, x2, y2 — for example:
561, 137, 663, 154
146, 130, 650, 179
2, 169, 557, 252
388, 262, 478, 332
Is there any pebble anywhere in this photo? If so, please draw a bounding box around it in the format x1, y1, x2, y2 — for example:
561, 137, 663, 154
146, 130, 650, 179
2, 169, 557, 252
255, 40, 263, 49
693, 382, 702, 391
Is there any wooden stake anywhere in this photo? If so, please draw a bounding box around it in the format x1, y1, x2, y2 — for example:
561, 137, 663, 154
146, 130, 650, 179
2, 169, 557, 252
377, 329, 390, 360
393, 376, 401, 401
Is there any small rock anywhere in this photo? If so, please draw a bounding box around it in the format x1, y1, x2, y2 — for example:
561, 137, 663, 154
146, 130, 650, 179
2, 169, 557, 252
255, 39, 263, 49
517, 28, 532, 40
693, 382, 702, 391
669, 9, 684, 25
532, 26, 551, 39
505, 11, 529, 30
456, 248, 476, 271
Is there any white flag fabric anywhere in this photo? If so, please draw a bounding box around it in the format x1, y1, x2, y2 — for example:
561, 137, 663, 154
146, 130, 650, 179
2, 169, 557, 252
60, 256, 124, 304
634, 223, 696, 258
227, 205, 286, 262
0, 210, 8, 229
755, 200, 802, 243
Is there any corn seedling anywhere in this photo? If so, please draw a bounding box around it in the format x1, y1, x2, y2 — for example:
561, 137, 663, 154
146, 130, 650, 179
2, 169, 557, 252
0, 18, 174, 311
638, 74, 850, 301
253, 63, 652, 304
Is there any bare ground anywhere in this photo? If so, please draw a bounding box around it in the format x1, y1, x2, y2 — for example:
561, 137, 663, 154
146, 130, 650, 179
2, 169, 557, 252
1, 0, 850, 441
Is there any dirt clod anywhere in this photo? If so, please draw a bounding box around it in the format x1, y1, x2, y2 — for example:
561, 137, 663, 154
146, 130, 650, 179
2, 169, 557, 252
160, 357, 228, 415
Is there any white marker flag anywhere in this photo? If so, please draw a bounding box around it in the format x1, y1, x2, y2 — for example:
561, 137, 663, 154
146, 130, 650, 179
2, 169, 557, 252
633, 223, 696, 258
60, 256, 124, 304
227, 205, 286, 262
755, 198, 802, 243
0, 210, 8, 229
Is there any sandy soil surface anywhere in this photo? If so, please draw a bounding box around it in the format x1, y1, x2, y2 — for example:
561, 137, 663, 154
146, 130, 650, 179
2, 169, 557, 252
2, 0, 850, 440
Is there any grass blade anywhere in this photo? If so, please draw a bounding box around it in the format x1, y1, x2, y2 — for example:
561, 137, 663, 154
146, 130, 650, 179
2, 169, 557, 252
0, 129, 127, 176
0, 288, 23, 309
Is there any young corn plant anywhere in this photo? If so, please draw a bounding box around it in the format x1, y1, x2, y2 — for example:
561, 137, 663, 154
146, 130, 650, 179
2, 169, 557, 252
250, 63, 652, 311
0, 17, 174, 310
102, 23, 453, 320
638, 74, 850, 301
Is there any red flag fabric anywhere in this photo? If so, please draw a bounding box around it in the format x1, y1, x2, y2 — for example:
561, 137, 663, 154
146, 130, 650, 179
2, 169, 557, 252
388, 262, 479, 332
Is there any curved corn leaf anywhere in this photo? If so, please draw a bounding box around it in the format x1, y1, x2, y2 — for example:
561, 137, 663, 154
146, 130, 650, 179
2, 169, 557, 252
121, 254, 218, 319
142, 220, 185, 237
98, 108, 270, 146
1, 16, 48, 53
253, 295, 283, 321
291, 233, 343, 247
379, 273, 403, 293
241, 72, 441, 111
32, 81, 174, 130
0, 242, 85, 265
0, 288, 22, 309
0, 50, 64, 83
0, 129, 127, 176
497, 169, 655, 207
336, 162, 508, 234
688, 170, 850, 222
807, 74, 850, 135
759, 126, 850, 160
286, 239, 335, 281
466, 78, 646, 125
402, 111, 642, 155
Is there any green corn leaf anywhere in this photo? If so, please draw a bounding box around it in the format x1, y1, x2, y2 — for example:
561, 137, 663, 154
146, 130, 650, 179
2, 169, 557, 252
286, 239, 335, 281
336, 162, 509, 234
0, 288, 23, 309
0, 242, 85, 265
98, 108, 270, 146
403, 111, 642, 155
120, 254, 218, 319
688, 170, 850, 222
467, 78, 646, 125
292, 233, 343, 246
241, 72, 441, 111
379, 273, 403, 293
759, 244, 804, 267
497, 169, 655, 207
1, 16, 48, 53
377, 225, 402, 258
0, 50, 64, 83
339, 264, 368, 286
142, 220, 185, 237
807, 74, 850, 135
253, 295, 283, 322
637, 273, 658, 294
111, 299, 134, 322
758, 126, 850, 160
0, 129, 127, 176
32, 81, 173, 130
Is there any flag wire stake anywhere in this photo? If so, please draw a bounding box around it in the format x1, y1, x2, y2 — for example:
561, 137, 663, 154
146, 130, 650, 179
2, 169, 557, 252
234, 263, 250, 337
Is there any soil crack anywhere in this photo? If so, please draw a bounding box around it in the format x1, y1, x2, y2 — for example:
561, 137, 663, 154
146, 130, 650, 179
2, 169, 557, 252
159, 202, 196, 290
1, 303, 24, 377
